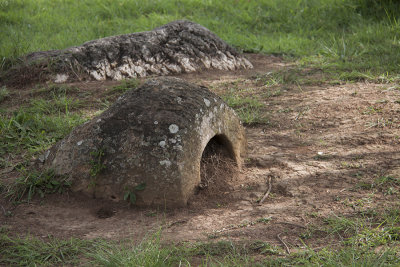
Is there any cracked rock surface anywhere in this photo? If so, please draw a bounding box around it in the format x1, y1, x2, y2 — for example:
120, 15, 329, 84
25, 20, 253, 82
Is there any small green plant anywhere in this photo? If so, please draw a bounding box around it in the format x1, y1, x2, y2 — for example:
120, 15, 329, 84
192, 240, 238, 256
109, 79, 140, 95
222, 92, 268, 124
89, 149, 106, 177
0, 86, 9, 103
355, 176, 400, 193
5, 169, 71, 203
256, 217, 272, 224
248, 241, 281, 255
123, 183, 146, 205
346, 219, 400, 248
323, 214, 358, 237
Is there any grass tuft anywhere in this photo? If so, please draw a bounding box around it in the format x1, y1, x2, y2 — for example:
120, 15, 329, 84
0, 233, 90, 266
4, 168, 71, 203
223, 92, 268, 125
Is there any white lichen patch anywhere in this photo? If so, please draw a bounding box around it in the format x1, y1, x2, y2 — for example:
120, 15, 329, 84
197, 110, 218, 149
176, 97, 182, 104
159, 141, 166, 148
169, 138, 177, 144
174, 145, 183, 151
169, 124, 179, 134
154, 121, 159, 125
204, 98, 211, 107
77, 140, 83, 146
159, 160, 172, 167
54, 74, 69, 83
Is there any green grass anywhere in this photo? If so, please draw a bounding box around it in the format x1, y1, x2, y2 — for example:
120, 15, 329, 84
109, 78, 140, 95
223, 92, 269, 125
1, 225, 399, 266
4, 168, 71, 203
0, 86, 9, 102
1, 1, 400, 265
0, 107, 84, 158
0, 86, 86, 161
0, 233, 91, 266
1, 0, 400, 76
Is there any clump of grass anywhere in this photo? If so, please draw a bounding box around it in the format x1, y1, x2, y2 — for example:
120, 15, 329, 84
109, 78, 140, 95
323, 214, 360, 237
87, 231, 186, 266
223, 92, 268, 125
278, 247, 400, 266
0, 87, 86, 159
0, 233, 90, 266
347, 226, 400, 248
31, 84, 81, 97
4, 169, 71, 203
355, 176, 400, 195
0, 108, 85, 157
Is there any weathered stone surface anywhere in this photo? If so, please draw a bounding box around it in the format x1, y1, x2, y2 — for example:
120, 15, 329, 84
25, 20, 252, 82
43, 77, 246, 207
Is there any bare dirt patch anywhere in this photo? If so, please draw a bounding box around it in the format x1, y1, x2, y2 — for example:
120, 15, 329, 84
1, 54, 399, 251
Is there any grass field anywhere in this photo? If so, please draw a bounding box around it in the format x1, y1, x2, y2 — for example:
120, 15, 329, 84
1, 0, 400, 266
1, 0, 400, 75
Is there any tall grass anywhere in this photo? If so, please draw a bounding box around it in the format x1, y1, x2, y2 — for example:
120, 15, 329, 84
1, 0, 399, 73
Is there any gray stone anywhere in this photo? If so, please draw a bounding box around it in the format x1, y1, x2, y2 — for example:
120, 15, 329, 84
24, 20, 253, 82
44, 77, 246, 207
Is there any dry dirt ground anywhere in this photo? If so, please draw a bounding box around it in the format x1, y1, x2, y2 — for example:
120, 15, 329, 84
1, 54, 400, 251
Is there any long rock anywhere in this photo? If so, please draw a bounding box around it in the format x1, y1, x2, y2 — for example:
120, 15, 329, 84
24, 20, 252, 82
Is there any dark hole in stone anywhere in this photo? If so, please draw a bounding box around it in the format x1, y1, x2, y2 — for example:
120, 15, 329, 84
96, 207, 115, 219
110, 195, 116, 199
198, 135, 237, 196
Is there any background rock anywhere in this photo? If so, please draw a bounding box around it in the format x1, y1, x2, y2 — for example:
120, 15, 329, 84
17, 20, 252, 83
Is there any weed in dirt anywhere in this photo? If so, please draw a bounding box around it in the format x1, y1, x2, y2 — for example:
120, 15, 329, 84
323, 214, 359, 237
193, 240, 239, 256
355, 176, 400, 195
279, 247, 400, 266
347, 226, 400, 248
30, 95, 81, 115
4, 168, 71, 203
109, 78, 140, 95
317, 208, 400, 249
0, 86, 9, 103
123, 182, 146, 206
31, 84, 81, 97
222, 91, 268, 125
248, 241, 281, 255
256, 217, 272, 224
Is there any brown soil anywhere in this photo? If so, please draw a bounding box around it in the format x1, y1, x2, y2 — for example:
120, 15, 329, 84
1, 54, 399, 251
